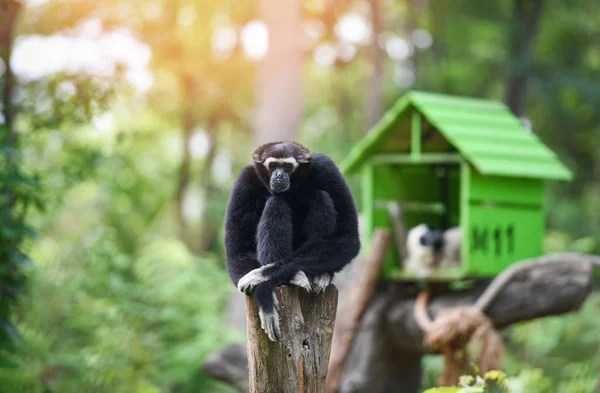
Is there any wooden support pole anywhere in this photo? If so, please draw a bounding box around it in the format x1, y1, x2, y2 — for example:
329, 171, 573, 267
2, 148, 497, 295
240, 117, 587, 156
246, 285, 338, 393
325, 229, 391, 393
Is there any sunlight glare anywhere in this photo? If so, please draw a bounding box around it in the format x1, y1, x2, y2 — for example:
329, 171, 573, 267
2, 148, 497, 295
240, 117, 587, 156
189, 129, 211, 159
212, 27, 237, 55
385, 35, 412, 60
92, 113, 116, 134
313, 43, 337, 66
334, 13, 371, 45
212, 153, 233, 185
412, 29, 433, 49
241, 20, 269, 60
56, 81, 77, 101
25, 0, 49, 5
11, 28, 152, 90
183, 189, 204, 223
337, 42, 357, 62
303, 19, 325, 43
125, 69, 154, 92
394, 65, 415, 88
77, 18, 103, 39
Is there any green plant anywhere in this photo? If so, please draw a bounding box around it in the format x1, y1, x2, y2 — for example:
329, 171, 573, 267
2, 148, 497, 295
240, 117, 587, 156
0, 124, 41, 368
423, 370, 507, 393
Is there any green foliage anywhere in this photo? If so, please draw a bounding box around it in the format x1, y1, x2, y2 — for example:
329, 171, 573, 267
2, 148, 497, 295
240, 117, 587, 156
18, 73, 117, 132
4, 233, 237, 393
0, 124, 41, 368
423, 370, 507, 393
502, 292, 600, 393
424, 365, 597, 393
1, 100, 240, 390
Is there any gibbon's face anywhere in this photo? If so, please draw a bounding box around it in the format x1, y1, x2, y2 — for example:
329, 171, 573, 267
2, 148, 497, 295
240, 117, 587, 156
263, 157, 298, 193
406, 224, 444, 268
419, 228, 444, 252
407, 224, 444, 253
252, 142, 312, 193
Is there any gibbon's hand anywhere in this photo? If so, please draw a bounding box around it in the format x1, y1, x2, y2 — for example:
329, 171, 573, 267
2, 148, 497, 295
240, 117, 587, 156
255, 273, 332, 342
237, 264, 274, 295
258, 291, 281, 342
237, 264, 313, 295
311, 273, 333, 293
289, 270, 312, 292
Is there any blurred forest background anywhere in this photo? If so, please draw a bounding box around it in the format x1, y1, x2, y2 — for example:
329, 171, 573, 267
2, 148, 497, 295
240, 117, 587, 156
0, 0, 599, 392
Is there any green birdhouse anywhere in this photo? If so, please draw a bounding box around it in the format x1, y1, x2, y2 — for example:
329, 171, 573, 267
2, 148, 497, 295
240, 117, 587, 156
341, 91, 573, 280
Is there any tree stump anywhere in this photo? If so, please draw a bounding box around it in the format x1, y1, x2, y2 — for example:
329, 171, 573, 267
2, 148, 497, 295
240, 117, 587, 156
246, 285, 338, 393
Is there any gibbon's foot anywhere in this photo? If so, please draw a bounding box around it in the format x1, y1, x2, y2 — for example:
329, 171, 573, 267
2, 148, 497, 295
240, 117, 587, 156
237, 264, 273, 294
311, 273, 332, 293
259, 295, 281, 342
290, 271, 312, 291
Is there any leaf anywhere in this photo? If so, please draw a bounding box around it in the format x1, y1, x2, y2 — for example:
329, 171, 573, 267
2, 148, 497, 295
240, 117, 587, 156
0, 319, 20, 340
483, 370, 507, 385
423, 388, 463, 393
0, 352, 20, 369
459, 375, 475, 387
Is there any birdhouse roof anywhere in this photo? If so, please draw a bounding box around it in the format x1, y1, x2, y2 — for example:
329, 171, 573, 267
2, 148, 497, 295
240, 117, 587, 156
341, 91, 573, 180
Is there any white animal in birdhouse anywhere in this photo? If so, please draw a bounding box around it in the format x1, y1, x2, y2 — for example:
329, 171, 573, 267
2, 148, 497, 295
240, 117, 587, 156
404, 224, 462, 278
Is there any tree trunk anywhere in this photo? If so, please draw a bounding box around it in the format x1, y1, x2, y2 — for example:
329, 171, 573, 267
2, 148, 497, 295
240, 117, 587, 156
0, 0, 22, 355
364, 0, 383, 130
0, 0, 21, 149
246, 285, 338, 393
505, 0, 544, 117
175, 76, 221, 255
194, 123, 219, 252
254, 0, 302, 145
175, 74, 195, 241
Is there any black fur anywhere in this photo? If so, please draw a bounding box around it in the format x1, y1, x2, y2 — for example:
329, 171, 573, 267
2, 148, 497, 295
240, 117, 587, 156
257, 196, 293, 266
224, 146, 360, 314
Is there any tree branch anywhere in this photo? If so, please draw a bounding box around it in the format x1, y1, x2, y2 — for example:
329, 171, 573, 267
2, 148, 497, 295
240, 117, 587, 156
341, 253, 594, 393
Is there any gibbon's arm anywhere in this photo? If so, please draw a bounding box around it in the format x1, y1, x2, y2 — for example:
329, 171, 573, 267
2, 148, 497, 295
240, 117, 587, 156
224, 166, 264, 285
263, 154, 361, 285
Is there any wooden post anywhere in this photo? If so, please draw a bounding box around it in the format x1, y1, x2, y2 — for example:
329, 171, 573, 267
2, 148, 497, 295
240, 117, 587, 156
325, 229, 391, 393
246, 285, 338, 393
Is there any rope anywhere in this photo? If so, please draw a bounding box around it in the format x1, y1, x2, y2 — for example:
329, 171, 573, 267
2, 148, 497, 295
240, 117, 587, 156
415, 294, 504, 386
414, 289, 433, 332
411, 252, 600, 386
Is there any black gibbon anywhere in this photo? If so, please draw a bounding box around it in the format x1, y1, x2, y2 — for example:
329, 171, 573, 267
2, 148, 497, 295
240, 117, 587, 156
224, 141, 360, 341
